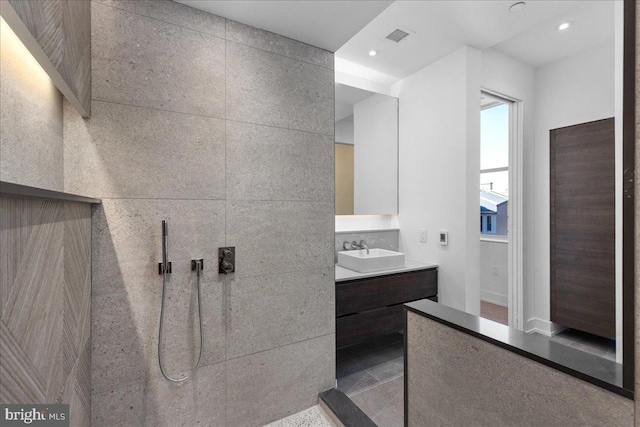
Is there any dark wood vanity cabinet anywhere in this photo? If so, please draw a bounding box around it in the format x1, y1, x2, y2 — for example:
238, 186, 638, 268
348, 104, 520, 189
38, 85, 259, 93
336, 268, 437, 349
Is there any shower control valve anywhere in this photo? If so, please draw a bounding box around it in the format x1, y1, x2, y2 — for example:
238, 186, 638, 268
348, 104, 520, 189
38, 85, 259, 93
218, 247, 235, 274
158, 262, 172, 275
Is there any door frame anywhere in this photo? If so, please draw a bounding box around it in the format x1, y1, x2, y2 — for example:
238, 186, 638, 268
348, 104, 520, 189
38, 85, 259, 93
480, 89, 524, 330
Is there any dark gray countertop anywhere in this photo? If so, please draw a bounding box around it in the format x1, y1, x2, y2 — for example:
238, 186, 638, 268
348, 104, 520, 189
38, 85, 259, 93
405, 299, 631, 399
0, 181, 101, 204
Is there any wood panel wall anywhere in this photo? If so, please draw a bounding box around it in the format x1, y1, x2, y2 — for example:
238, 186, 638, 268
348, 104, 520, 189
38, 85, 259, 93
3, 0, 91, 116
0, 196, 91, 426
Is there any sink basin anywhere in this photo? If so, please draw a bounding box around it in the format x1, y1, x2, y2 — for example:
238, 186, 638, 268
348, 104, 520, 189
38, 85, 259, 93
337, 248, 405, 273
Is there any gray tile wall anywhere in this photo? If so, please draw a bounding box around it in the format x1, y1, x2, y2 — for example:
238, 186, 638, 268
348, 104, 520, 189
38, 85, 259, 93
0, 18, 63, 190
64, 2, 335, 426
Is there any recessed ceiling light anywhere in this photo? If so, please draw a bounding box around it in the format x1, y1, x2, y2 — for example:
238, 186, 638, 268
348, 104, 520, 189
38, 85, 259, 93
369, 50, 377, 57
555, 21, 574, 31
509, 2, 526, 13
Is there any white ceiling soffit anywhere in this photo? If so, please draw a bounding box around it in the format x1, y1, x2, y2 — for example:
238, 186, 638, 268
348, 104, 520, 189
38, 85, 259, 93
336, 0, 608, 82
174, 0, 394, 52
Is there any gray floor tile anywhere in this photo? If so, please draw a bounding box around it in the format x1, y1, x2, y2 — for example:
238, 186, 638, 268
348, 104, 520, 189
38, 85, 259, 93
337, 369, 379, 397
350, 376, 404, 425
364, 358, 404, 383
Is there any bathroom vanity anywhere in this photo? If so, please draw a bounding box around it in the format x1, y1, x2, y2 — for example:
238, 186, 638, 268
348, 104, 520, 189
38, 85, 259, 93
335, 260, 438, 349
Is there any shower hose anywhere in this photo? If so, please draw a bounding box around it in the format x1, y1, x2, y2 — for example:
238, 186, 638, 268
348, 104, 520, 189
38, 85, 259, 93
158, 256, 204, 383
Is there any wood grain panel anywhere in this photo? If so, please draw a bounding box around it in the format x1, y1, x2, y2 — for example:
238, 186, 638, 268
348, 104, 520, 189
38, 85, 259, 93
550, 118, 615, 339
337, 304, 404, 349
5, 0, 91, 116
0, 196, 91, 425
336, 269, 437, 317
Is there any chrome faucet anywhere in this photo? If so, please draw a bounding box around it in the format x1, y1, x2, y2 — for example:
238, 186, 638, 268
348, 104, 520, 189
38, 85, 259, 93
351, 240, 369, 254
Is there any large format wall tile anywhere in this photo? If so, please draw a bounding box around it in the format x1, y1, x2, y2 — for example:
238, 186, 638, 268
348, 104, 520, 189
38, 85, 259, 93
92, 381, 145, 427
91, 199, 226, 392
226, 334, 335, 427
226, 41, 334, 136
91, 292, 147, 394
226, 121, 334, 202
92, 199, 225, 295
226, 200, 334, 278
92, 2, 225, 118
0, 19, 63, 191
226, 268, 334, 358
64, 100, 225, 199
144, 362, 226, 427
226, 20, 333, 69
94, 0, 226, 38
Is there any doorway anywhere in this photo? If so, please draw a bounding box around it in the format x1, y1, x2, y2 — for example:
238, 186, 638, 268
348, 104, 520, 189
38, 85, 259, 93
479, 90, 523, 329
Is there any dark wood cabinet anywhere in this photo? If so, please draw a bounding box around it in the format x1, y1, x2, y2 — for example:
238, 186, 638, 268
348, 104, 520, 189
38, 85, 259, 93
550, 118, 615, 339
336, 268, 437, 349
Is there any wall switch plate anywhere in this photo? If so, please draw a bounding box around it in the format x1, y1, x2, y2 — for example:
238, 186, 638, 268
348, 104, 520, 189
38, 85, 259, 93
439, 231, 448, 246
419, 228, 427, 243
492, 265, 499, 276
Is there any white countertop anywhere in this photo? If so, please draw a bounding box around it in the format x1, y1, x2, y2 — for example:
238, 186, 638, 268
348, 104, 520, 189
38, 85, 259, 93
335, 258, 438, 282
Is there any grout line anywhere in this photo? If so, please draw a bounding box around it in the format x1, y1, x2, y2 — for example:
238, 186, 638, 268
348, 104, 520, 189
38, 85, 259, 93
92, 0, 226, 40
95, 331, 336, 396
219, 332, 336, 365
91, 98, 226, 122
224, 38, 334, 71
95, 196, 335, 203
90, 98, 334, 138
91, 266, 335, 299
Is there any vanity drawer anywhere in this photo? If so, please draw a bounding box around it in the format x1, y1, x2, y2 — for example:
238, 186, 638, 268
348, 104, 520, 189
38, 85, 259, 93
336, 268, 437, 317
336, 304, 404, 349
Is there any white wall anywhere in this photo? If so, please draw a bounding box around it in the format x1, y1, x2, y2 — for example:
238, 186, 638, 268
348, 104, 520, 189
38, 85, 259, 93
392, 46, 481, 314
531, 40, 615, 335
480, 240, 509, 306
353, 93, 398, 215
335, 116, 354, 144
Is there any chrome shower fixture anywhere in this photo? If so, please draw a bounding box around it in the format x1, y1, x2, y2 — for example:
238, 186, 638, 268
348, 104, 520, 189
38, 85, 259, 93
157, 220, 204, 383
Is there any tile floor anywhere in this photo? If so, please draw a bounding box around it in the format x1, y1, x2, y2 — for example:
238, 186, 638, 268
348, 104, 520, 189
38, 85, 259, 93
546, 328, 617, 362
336, 334, 404, 427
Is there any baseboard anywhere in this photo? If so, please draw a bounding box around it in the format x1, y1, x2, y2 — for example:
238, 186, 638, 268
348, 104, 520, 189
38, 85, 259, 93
525, 317, 566, 336
480, 290, 508, 307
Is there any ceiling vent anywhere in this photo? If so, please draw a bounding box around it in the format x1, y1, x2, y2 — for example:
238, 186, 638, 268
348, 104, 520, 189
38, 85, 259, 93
385, 28, 410, 43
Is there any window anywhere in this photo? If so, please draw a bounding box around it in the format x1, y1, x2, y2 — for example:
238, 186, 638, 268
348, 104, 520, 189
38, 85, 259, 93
480, 93, 510, 237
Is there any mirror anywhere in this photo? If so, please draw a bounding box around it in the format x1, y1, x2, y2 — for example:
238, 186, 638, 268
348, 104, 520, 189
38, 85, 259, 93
333, 0, 633, 393
335, 84, 398, 215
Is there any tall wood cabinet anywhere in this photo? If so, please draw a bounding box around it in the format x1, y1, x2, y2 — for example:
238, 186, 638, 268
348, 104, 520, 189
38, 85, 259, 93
550, 118, 615, 339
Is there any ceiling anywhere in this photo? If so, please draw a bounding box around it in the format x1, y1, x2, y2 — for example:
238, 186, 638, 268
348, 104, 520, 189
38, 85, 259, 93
336, 0, 615, 82
335, 83, 375, 121
175, 0, 393, 52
